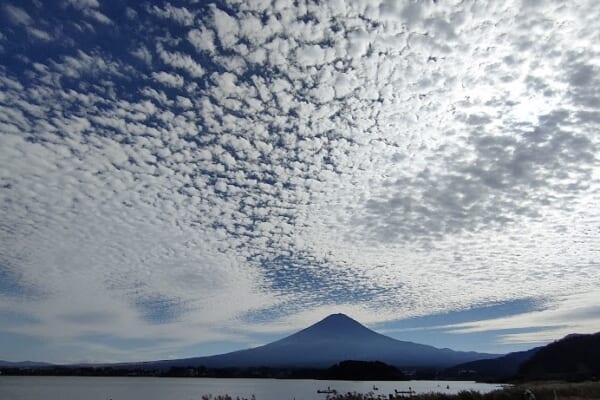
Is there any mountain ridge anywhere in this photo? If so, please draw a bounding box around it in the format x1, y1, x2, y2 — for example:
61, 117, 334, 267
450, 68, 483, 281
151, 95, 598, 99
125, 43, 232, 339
0, 360, 54, 368
136, 313, 498, 369
443, 331, 600, 382
444, 347, 542, 381
516, 331, 600, 381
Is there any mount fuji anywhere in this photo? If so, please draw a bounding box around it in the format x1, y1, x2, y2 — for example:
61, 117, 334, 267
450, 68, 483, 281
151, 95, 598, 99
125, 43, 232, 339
139, 313, 497, 369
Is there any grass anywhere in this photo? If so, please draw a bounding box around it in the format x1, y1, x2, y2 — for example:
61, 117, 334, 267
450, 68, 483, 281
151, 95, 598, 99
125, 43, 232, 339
324, 382, 600, 400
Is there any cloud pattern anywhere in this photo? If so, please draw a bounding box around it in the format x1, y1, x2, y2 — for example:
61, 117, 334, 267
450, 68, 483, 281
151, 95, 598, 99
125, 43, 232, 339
0, 0, 599, 362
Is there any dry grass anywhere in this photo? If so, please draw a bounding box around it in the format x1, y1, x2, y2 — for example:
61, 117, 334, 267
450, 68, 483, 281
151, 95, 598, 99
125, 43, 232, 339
323, 382, 600, 400
198, 382, 600, 400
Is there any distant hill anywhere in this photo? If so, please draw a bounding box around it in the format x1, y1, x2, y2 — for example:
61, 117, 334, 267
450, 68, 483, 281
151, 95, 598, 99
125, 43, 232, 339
0, 360, 53, 368
445, 347, 541, 381
137, 313, 497, 369
517, 332, 600, 381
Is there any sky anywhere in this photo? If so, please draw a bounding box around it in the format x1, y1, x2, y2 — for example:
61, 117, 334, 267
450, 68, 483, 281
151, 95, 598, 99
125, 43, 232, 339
0, 0, 599, 364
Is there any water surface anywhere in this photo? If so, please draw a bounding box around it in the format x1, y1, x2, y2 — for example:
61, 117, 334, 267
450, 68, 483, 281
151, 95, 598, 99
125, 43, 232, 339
0, 376, 504, 400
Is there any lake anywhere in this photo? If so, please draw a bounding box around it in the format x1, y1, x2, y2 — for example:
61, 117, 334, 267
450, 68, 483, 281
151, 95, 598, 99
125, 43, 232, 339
0, 376, 504, 400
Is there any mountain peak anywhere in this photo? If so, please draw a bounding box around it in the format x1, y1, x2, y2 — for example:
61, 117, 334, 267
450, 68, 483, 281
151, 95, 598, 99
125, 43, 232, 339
287, 313, 376, 340
313, 313, 367, 329
321, 313, 357, 323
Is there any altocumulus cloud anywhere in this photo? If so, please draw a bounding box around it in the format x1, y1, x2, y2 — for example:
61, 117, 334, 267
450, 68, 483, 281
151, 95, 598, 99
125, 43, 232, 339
0, 0, 599, 362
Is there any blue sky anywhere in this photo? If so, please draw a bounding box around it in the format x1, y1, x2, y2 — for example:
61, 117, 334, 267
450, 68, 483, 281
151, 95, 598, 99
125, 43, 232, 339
1, 0, 599, 364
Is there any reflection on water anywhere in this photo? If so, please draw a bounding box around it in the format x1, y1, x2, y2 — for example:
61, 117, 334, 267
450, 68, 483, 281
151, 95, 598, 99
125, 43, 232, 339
0, 376, 504, 400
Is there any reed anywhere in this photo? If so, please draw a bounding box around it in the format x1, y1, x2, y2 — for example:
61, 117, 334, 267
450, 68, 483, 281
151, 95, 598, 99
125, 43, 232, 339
199, 381, 600, 400
323, 382, 600, 400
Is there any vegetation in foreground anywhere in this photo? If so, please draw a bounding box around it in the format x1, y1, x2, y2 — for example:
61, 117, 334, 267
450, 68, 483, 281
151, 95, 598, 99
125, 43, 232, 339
198, 381, 600, 400
332, 382, 600, 400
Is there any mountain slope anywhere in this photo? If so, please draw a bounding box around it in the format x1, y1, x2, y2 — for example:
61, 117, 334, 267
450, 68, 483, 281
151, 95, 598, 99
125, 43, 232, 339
445, 347, 541, 381
144, 313, 497, 369
517, 332, 600, 381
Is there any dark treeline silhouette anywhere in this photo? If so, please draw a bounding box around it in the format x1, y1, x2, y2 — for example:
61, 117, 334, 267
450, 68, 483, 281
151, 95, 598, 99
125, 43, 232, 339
443, 348, 542, 382
0, 360, 435, 380
516, 332, 600, 381
442, 332, 600, 383
322, 360, 407, 381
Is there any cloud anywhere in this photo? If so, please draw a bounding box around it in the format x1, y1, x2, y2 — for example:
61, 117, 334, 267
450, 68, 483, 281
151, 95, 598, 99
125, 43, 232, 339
0, 0, 599, 362
355, 109, 597, 242
188, 27, 217, 55
156, 43, 205, 78
27, 27, 52, 41
135, 295, 186, 324
210, 5, 239, 50
64, 0, 111, 24
3, 4, 33, 26
0, 263, 42, 300
152, 71, 184, 88
440, 290, 600, 345
65, 0, 100, 8
149, 4, 195, 27
2, 4, 52, 41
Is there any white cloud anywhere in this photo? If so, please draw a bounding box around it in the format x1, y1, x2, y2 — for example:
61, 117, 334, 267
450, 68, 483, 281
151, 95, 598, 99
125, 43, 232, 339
441, 291, 600, 345
131, 45, 152, 66
64, 0, 111, 24
211, 5, 239, 49
1, 0, 600, 363
3, 4, 33, 25
188, 27, 217, 55
51, 50, 126, 79
296, 44, 335, 66
346, 29, 371, 59
157, 44, 205, 78
2, 4, 52, 41
176, 96, 193, 109
27, 27, 52, 41
65, 0, 100, 9
152, 71, 184, 88
88, 9, 111, 24
150, 4, 195, 26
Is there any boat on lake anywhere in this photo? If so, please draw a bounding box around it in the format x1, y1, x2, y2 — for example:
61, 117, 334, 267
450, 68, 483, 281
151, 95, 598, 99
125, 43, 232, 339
317, 386, 337, 394
394, 388, 415, 397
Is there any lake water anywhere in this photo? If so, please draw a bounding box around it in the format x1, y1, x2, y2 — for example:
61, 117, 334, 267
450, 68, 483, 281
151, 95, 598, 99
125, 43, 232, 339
0, 376, 504, 400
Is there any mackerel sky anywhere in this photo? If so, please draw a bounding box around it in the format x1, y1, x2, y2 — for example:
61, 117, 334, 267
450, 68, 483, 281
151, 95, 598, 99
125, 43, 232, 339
1, 0, 599, 364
